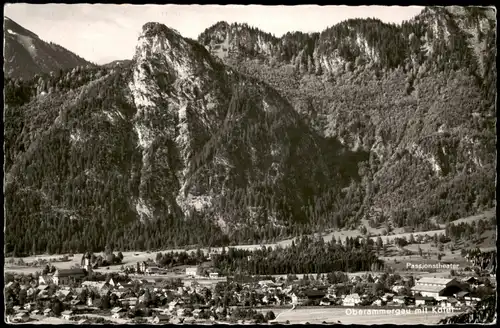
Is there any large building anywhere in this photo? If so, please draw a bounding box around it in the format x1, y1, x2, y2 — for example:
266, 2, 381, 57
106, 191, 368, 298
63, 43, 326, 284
411, 277, 463, 299
53, 269, 87, 286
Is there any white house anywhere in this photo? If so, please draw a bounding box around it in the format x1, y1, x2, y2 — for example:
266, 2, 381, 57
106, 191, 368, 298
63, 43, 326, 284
320, 298, 332, 306
61, 310, 73, 320
392, 285, 406, 293
392, 296, 407, 305
343, 293, 361, 306
146, 266, 165, 275
152, 315, 170, 324
185, 267, 201, 277
209, 272, 219, 279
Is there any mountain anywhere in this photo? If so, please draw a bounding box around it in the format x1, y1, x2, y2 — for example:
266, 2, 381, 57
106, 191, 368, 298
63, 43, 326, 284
4, 7, 496, 255
198, 6, 496, 229
4, 23, 366, 255
101, 59, 133, 68
3, 17, 93, 80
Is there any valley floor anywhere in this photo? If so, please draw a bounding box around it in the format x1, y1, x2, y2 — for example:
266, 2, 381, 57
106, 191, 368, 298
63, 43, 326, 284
5, 208, 495, 277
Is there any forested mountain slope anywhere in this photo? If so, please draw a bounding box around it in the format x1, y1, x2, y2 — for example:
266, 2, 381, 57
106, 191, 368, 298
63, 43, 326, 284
198, 6, 496, 230
4, 7, 496, 255
5, 23, 367, 255
3, 17, 93, 80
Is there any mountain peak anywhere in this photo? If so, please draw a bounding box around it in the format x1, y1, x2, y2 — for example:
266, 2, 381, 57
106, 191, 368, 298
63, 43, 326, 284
4, 17, 92, 80
133, 21, 220, 79
4, 16, 39, 39
141, 22, 182, 39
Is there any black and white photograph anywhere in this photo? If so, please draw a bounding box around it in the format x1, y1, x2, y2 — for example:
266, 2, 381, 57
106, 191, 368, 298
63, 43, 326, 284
3, 3, 497, 325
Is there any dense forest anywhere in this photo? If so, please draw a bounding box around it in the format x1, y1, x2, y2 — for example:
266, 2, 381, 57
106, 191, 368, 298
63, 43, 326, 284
212, 235, 384, 275
4, 7, 497, 255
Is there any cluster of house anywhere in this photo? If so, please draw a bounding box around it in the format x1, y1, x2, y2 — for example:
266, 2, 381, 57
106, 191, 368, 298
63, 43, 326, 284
5, 258, 495, 324
333, 277, 483, 309
123, 260, 222, 279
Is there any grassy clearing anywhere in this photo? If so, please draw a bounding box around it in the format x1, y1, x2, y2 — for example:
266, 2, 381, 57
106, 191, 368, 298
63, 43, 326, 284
271, 307, 462, 324
450, 208, 496, 225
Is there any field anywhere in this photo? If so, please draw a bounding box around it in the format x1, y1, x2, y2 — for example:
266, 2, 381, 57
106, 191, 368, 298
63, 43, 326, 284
19, 313, 130, 325
269, 307, 462, 324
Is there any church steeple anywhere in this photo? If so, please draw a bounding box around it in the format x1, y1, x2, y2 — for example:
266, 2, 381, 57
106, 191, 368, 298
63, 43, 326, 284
84, 252, 92, 277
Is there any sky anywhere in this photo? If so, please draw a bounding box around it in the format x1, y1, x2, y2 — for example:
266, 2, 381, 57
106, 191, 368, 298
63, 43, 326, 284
4, 4, 424, 65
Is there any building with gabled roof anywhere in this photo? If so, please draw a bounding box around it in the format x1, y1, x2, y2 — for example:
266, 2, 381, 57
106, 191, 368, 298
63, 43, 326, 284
53, 268, 86, 286
61, 310, 73, 320
38, 275, 54, 285
412, 277, 463, 299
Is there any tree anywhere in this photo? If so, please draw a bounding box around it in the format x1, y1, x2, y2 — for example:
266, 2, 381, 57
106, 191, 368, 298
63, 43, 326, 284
265, 311, 276, 321
106, 253, 115, 265
52, 299, 63, 316
396, 238, 407, 248
117, 252, 124, 262
18, 288, 28, 306
409, 234, 415, 244
354, 282, 364, 295
372, 282, 385, 295
79, 288, 88, 303
254, 312, 266, 323
101, 295, 111, 310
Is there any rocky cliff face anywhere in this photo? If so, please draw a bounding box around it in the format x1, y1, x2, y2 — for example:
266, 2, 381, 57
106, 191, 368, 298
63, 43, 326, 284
198, 6, 496, 226
126, 22, 366, 227
3, 8, 496, 254
199, 7, 496, 82
3, 17, 93, 80
5, 22, 366, 253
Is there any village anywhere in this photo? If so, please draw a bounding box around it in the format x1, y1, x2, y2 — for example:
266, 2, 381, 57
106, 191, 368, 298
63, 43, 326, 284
4, 247, 497, 324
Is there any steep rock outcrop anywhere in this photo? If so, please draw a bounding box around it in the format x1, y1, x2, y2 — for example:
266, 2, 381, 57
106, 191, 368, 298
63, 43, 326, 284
4, 22, 366, 253
198, 6, 496, 226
